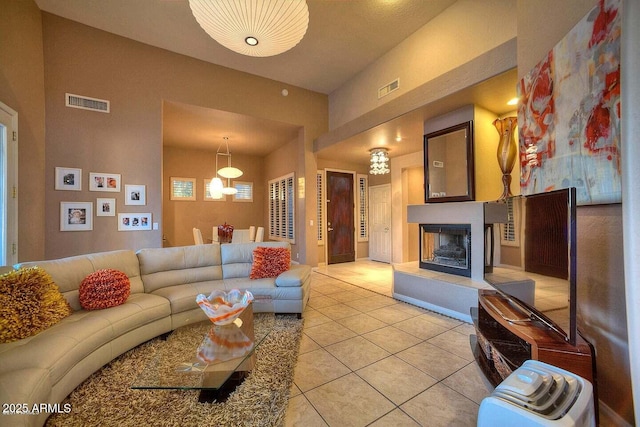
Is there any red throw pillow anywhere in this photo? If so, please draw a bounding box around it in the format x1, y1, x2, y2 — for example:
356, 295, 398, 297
79, 269, 131, 310
250, 247, 291, 279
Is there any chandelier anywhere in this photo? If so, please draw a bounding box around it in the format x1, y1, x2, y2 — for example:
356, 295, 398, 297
209, 137, 243, 199
189, 0, 309, 57
369, 148, 390, 175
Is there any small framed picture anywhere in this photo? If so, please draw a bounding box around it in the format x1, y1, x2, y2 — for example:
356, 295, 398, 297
60, 201, 93, 231
55, 167, 82, 191
96, 198, 116, 217
89, 172, 121, 192
118, 213, 152, 231
125, 184, 146, 205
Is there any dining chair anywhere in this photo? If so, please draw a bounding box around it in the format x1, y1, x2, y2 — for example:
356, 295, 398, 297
249, 226, 256, 242
192, 227, 204, 245
255, 226, 264, 242
231, 229, 251, 243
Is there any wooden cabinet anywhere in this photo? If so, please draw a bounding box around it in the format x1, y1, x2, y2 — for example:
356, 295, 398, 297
472, 289, 595, 387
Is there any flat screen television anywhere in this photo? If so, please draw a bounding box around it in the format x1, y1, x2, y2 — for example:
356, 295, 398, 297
484, 187, 577, 346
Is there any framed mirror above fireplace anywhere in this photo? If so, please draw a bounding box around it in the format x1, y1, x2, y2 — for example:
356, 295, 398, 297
424, 121, 475, 203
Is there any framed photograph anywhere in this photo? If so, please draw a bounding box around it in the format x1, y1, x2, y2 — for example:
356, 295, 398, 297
89, 172, 121, 192
55, 167, 82, 191
60, 201, 93, 231
96, 198, 116, 217
118, 213, 152, 231
204, 179, 226, 201
125, 184, 146, 205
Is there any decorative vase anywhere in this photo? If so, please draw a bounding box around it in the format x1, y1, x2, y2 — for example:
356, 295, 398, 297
493, 117, 518, 200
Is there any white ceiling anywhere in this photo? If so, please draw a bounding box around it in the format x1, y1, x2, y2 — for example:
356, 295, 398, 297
35, 0, 517, 163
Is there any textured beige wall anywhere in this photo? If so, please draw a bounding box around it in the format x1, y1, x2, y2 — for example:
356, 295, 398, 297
0, 0, 46, 261
517, 0, 631, 424
38, 13, 326, 261
329, 0, 517, 129
162, 147, 265, 248
263, 135, 302, 261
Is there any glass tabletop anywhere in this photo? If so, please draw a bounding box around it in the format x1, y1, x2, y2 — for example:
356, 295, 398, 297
131, 304, 274, 392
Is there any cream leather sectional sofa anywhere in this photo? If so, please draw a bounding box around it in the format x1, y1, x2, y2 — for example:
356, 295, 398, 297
0, 241, 311, 427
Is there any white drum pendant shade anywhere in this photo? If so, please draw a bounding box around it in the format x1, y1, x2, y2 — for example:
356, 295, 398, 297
189, 0, 309, 57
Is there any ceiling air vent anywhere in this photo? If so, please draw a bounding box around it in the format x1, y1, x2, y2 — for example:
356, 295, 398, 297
378, 78, 399, 99
65, 93, 110, 113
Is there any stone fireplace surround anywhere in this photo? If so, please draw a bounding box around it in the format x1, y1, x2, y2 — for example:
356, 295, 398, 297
392, 201, 505, 322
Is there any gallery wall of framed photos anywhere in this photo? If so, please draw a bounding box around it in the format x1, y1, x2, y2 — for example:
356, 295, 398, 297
55, 167, 151, 232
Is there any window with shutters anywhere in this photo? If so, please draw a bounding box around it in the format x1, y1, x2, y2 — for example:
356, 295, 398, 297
232, 181, 253, 202
269, 173, 295, 243
500, 197, 520, 246
170, 177, 196, 201
316, 171, 324, 245
357, 174, 368, 242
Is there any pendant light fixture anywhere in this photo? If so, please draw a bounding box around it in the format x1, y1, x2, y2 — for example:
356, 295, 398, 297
208, 137, 243, 199
189, 0, 309, 57
369, 148, 390, 175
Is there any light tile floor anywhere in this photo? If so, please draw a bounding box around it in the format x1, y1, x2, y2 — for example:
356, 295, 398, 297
285, 259, 493, 427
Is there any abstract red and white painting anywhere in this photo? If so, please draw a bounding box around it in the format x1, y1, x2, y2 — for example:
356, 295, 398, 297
518, 0, 621, 205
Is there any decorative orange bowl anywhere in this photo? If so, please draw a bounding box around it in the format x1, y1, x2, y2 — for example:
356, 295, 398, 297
195, 289, 254, 325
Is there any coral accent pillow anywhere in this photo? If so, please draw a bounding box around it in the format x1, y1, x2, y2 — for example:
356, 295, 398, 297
250, 247, 291, 279
79, 269, 131, 310
0, 267, 72, 343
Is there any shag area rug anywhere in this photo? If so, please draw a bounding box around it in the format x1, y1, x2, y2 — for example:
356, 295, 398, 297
45, 313, 303, 427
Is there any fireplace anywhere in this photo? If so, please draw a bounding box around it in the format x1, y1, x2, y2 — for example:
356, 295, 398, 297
419, 224, 471, 277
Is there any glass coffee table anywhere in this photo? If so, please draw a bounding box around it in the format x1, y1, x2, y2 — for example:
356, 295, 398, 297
132, 304, 274, 402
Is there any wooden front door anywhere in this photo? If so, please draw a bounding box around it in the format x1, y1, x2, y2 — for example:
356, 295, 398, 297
524, 190, 568, 279
327, 171, 355, 264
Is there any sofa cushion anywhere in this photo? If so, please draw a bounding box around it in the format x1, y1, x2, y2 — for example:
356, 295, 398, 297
137, 245, 223, 293
221, 241, 289, 279
81, 293, 170, 337
275, 264, 312, 287
15, 250, 144, 311
250, 246, 291, 279
0, 267, 72, 343
80, 269, 131, 310
0, 293, 169, 382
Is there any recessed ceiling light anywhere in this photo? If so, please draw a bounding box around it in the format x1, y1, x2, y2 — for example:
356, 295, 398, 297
245, 36, 259, 46
507, 97, 519, 106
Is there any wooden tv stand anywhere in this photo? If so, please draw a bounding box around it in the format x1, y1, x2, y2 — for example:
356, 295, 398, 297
472, 289, 595, 387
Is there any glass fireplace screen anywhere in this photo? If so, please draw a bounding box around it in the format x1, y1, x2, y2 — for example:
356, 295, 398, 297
419, 224, 471, 277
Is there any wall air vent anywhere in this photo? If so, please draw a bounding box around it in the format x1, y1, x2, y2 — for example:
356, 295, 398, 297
378, 78, 400, 99
65, 93, 110, 113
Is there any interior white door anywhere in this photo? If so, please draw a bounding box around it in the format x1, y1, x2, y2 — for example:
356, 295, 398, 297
369, 184, 391, 263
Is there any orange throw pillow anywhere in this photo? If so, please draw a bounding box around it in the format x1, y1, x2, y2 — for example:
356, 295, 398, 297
79, 269, 131, 310
250, 247, 291, 279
